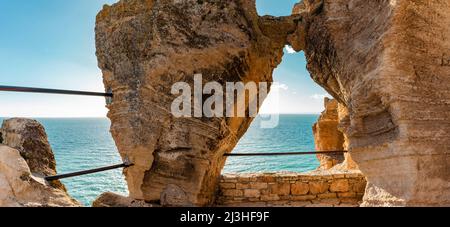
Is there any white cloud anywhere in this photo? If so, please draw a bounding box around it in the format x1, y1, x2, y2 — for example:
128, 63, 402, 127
310, 93, 332, 100
272, 83, 289, 91
285, 45, 297, 54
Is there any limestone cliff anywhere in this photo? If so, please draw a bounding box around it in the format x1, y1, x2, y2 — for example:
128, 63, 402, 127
313, 98, 359, 170
95, 0, 305, 206
298, 0, 450, 206
95, 0, 450, 207
312, 98, 345, 170
0, 119, 79, 207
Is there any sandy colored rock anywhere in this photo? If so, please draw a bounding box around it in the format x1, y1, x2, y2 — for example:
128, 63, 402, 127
93, 192, 155, 207
330, 179, 349, 193
1, 118, 67, 190
291, 182, 309, 195
0, 145, 79, 207
95, 0, 307, 206
309, 181, 329, 194
300, 0, 450, 206
1, 118, 57, 177
244, 189, 260, 198
216, 171, 365, 207
269, 183, 291, 196
312, 98, 345, 170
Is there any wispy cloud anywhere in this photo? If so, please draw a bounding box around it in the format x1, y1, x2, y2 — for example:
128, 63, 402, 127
285, 45, 297, 54
272, 83, 289, 91
310, 93, 332, 100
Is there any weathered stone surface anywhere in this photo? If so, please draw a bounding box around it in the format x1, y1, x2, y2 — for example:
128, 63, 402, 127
95, 0, 304, 206
244, 189, 260, 198
93, 192, 155, 207
160, 184, 191, 206
330, 179, 349, 193
291, 182, 309, 195
0, 145, 79, 207
1, 118, 57, 177
269, 183, 291, 196
216, 171, 365, 207
95, 0, 449, 207
300, 0, 450, 206
312, 98, 345, 170
1, 118, 67, 190
309, 181, 329, 194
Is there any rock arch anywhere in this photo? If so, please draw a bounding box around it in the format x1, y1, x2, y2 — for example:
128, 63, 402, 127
95, 0, 450, 206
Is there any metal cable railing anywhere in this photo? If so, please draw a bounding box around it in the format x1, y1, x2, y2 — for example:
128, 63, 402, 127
1, 84, 347, 181
224, 150, 348, 157
0, 85, 113, 97
45, 161, 134, 181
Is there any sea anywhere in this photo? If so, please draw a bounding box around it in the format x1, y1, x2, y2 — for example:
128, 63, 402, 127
0, 115, 320, 206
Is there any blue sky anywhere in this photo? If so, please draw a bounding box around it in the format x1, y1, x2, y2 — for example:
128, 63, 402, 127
0, 0, 329, 117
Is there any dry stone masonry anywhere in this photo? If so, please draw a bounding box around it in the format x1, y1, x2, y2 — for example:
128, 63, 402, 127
216, 171, 366, 207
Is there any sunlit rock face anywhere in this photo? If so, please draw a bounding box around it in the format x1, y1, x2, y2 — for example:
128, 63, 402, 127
95, 0, 302, 206
312, 98, 345, 170
1, 118, 66, 190
300, 0, 450, 206
0, 118, 79, 207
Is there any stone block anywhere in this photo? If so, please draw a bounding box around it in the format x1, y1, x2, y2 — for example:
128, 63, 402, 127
291, 182, 310, 195
330, 179, 350, 192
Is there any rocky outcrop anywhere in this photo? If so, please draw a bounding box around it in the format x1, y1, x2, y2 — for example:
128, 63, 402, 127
95, 0, 305, 206
1, 118, 66, 190
93, 192, 155, 207
299, 0, 450, 206
312, 98, 345, 170
313, 98, 359, 170
1, 119, 57, 176
0, 119, 79, 207
0, 145, 79, 207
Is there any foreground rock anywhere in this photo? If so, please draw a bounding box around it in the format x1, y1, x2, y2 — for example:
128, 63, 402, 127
0, 145, 79, 207
300, 0, 450, 206
1, 118, 66, 190
96, 0, 307, 206
0, 118, 79, 207
93, 192, 155, 207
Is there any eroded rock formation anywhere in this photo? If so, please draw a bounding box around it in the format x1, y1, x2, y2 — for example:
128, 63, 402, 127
2, 119, 57, 176
1, 118, 66, 190
299, 0, 450, 206
313, 98, 359, 170
95, 0, 309, 206
96, 0, 449, 207
312, 98, 345, 170
93, 192, 155, 207
0, 119, 79, 207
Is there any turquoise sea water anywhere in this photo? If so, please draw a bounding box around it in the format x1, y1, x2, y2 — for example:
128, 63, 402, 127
0, 115, 319, 206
